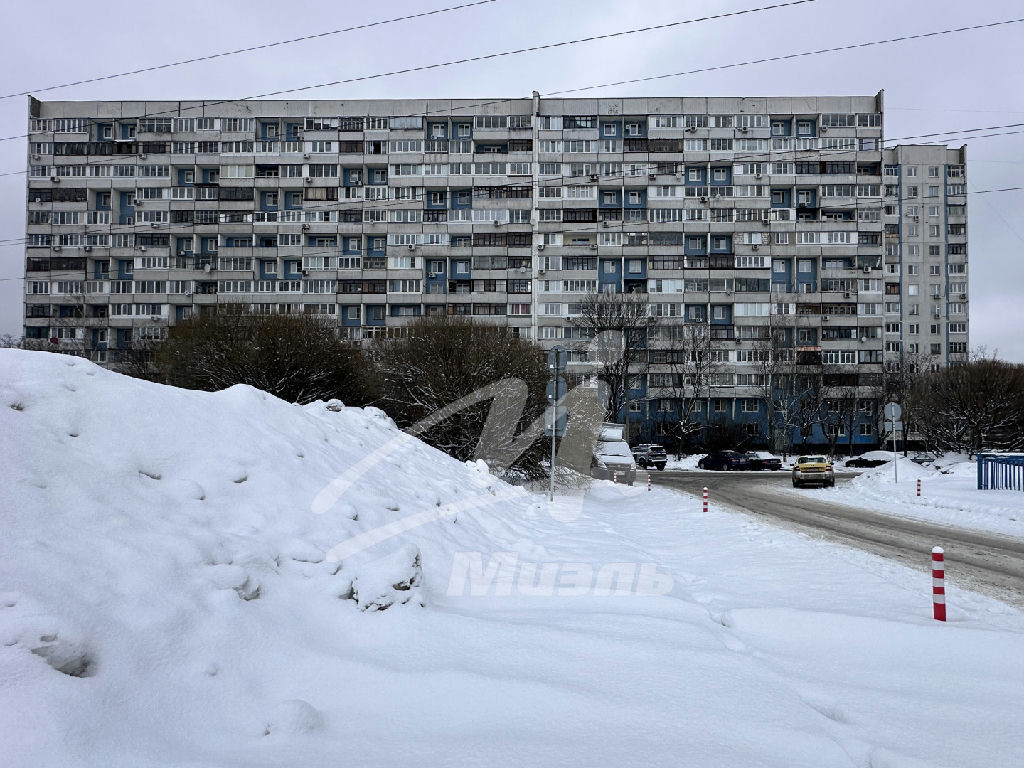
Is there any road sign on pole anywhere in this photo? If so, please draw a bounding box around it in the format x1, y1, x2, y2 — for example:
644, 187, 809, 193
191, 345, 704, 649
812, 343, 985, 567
544, 405, 568, 436
547, 346, 567, 501
883, 402, 902, 422
546, 378, 567, 403
547, 345, 566, 370
884, 401, 902, 483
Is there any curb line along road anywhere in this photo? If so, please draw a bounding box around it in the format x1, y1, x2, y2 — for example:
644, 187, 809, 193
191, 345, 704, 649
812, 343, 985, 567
654, 471, 1024, 608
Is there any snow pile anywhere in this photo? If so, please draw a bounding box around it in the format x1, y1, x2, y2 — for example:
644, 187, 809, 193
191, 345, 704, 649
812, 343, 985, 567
2, 349, 1024, 767
788, 451, 1024, 537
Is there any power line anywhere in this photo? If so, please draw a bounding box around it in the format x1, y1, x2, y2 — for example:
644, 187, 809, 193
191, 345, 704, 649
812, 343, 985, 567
543, 17, 1024, 97
0, 1, 502, 102
0, 0, 818, 145
887, 121, 1024, 143
971, 186, 1024, 194
0, 10, 1015, 172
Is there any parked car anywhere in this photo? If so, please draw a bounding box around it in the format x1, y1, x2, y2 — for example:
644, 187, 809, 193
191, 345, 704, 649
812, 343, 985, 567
911, 452, 939, 465
845, 456, 888, 468
744, 451, 783, 471
792, 455, 835, 488
592, 440, 637, 485
697, 451, 751, 471
633, 444, 668, 471
591, 422, 637, 485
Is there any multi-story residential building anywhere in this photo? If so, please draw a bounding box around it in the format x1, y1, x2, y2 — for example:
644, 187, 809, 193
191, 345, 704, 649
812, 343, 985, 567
21, 92, 968, 450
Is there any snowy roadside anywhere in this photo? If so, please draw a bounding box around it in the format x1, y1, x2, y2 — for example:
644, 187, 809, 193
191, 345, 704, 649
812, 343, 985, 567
2, 350, 1023, 768
774, 453, 1024, 539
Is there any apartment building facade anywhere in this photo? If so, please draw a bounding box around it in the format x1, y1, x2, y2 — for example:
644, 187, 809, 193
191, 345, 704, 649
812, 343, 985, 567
22, 92, 968, 449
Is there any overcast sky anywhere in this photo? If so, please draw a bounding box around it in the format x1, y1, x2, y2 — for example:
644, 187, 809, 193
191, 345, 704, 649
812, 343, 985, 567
1, 0, 1020, 359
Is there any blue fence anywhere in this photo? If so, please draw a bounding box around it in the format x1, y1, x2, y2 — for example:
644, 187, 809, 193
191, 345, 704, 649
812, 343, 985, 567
977, 454, 1024, 490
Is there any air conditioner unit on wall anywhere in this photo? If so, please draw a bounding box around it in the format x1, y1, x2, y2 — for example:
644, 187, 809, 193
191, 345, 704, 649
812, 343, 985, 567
863, 266, 871, 273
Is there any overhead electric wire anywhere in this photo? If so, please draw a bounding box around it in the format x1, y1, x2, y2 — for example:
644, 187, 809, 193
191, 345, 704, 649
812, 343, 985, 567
541, 17, 1024, 97
971, 186, 1024, 194
0, 0, 818, 143
2, 13, 1021, 258
0, 9, 1016, 173
0, 0, 503, 101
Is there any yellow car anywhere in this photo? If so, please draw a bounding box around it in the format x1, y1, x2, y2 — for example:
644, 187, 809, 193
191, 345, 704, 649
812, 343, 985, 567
792, 455, 835, 488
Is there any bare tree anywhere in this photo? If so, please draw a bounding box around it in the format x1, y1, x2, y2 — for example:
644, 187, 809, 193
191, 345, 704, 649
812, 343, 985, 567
792, 367, 825, 451
0, 333, 21, 349
913, 352, 1024, 455
153, 307, 375, 405
371, 315, 550, 478
821, 361, 880, 457
651, 322, 716, 456
882, 350, 936, 454
753, 324, 801, 458
112, 338, 160, 380
569, 291, 658, 440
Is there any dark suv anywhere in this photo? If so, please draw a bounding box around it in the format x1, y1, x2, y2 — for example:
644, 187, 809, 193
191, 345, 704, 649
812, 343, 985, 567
697, 451, 751, 471
633, 444, 668, 471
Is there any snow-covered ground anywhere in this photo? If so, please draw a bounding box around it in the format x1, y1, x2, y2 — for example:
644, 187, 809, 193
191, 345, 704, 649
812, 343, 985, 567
779, 453, 1024, 539
2, 349, 1023, 767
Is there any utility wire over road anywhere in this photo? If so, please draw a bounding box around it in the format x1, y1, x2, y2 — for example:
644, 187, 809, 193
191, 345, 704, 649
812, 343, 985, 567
0, 0, 504, 101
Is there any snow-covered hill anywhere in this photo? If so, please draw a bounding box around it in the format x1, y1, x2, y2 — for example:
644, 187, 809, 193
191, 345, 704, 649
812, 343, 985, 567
2, 350, 1023, 768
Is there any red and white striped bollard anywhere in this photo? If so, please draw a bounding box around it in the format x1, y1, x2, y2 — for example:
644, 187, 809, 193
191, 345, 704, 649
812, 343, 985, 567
647, 473, 652, 492
612, 470, 618, 484
917, 478, 921, 497
932, 546, 946, 621
702, 486, 709, 513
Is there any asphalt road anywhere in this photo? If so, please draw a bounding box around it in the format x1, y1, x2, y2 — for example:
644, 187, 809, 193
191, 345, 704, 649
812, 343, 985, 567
653, 470, 1024, 608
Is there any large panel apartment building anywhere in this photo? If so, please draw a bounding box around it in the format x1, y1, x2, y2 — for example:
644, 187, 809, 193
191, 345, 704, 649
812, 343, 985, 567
22, 92, 969, 449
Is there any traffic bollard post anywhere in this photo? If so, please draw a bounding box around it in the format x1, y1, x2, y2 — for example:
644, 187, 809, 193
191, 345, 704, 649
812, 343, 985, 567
932, 546, 946, 621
